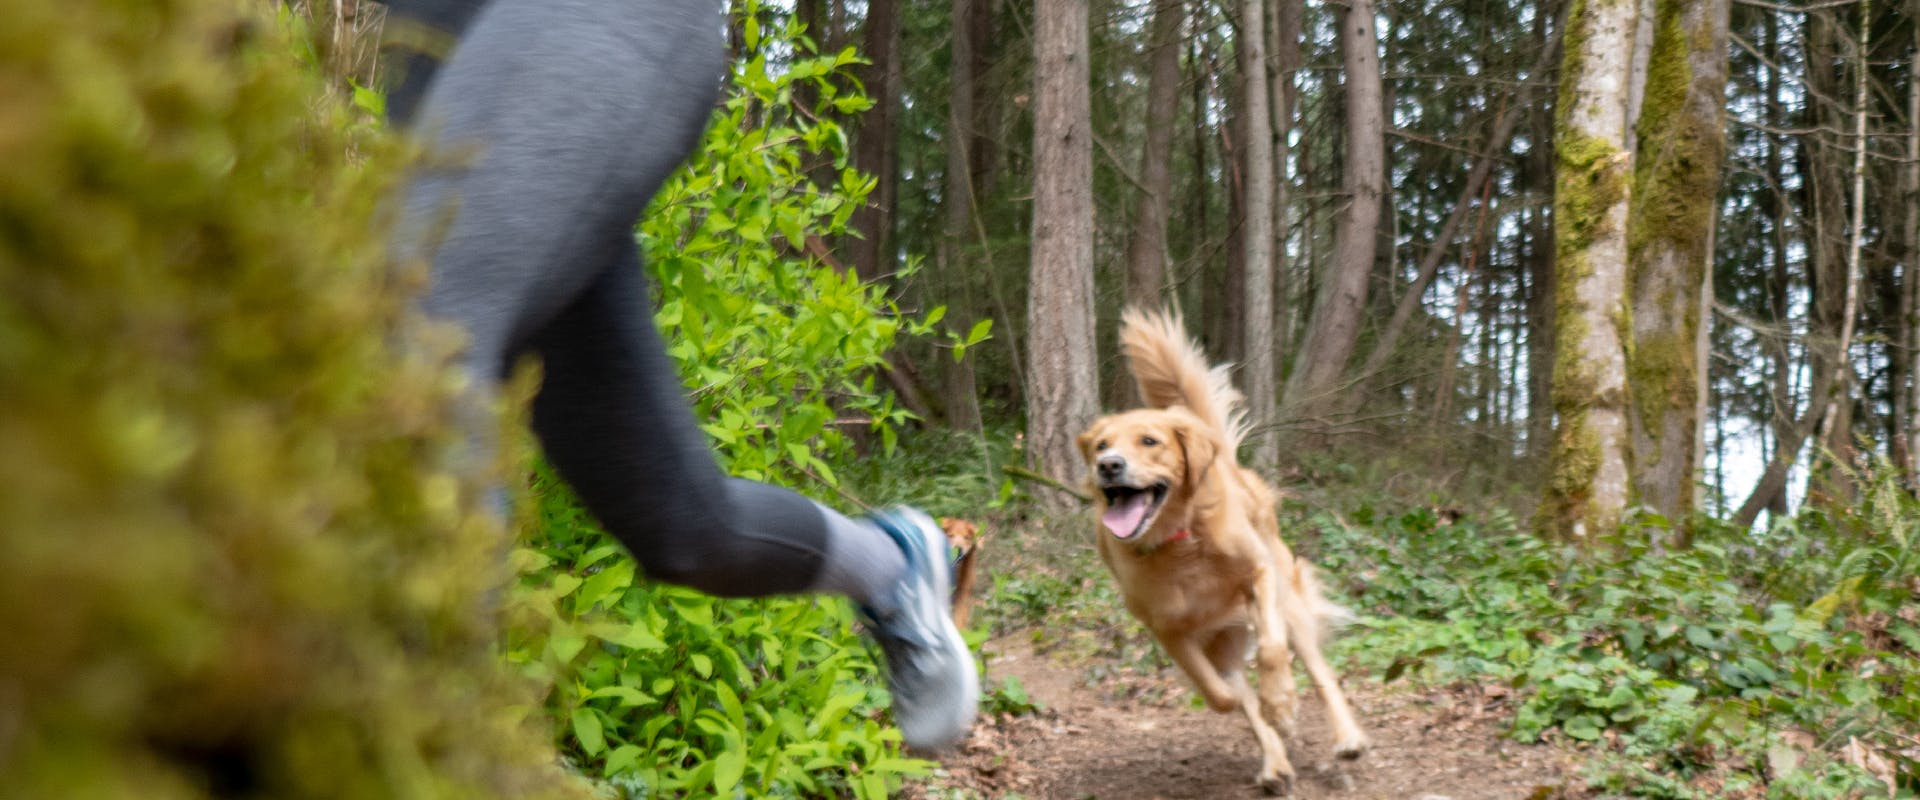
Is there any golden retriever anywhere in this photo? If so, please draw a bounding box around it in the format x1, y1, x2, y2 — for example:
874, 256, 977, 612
938, 517, 983, 629
1077, 308, 1369, 795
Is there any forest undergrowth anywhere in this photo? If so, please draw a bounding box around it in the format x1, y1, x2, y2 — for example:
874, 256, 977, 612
901, 436, 1920, 800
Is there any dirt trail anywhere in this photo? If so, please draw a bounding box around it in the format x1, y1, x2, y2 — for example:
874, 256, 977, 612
917, 634, 1576, 800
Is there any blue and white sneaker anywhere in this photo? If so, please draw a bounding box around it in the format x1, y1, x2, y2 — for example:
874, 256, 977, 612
860, 507, 980, 751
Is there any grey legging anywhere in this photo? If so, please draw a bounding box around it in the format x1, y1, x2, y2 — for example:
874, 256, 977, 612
389, 0, 833, 595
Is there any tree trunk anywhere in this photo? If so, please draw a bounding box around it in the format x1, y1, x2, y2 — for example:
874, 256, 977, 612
1124, 0, 1185, 311
1815, 2, 1869, 504
1623, 0, 1729, 530
1525, 8, 1560, 463
1803, 6, 1862, 508
1907, 0, 1920, 488
1214, 44, 1248, 366
1110, 0, 1186, 408
939, 0, 985, 434
1271, 0, 1302, 376
1026, 0, 1100, 505
848, 0, 902, 282
1282, 0, 1384, 427
1239, 0, 1279, 468
1527, 102, 1558, 463
1537, 0, 1638, 542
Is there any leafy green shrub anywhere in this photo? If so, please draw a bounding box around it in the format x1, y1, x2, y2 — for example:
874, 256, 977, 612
509, 470, 928, 799
640, 0, 922, 486
501, 3, 957, 796
0, 0, 584, 797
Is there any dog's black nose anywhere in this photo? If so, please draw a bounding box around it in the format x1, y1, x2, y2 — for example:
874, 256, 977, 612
1096, 454, 1126, 480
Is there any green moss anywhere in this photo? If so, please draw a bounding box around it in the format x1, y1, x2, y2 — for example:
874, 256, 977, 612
1623, 0, 1719, 507
0, 1, 587, 797
1537, 289, 1600, 541
1625, 328, 1695, 456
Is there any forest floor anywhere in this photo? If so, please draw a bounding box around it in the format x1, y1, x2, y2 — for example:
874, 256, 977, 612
911, 632, 1579, 800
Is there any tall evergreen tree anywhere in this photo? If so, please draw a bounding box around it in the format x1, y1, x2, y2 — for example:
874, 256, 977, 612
1027, 0, 1100, 503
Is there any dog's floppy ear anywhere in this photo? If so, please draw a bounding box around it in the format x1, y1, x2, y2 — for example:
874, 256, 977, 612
1172, 417, 1219, 492
1076, 425, 1100, 463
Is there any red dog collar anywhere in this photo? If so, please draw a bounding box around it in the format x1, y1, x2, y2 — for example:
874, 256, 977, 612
1136, 527, 1193, 554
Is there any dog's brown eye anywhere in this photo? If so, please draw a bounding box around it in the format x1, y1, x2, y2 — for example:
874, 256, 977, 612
1141, 436, 1159, 446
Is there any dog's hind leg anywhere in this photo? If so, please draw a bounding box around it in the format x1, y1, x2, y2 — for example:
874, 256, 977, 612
1246, 572, 1301, 738
1278, 590, 1370, 760
1169, 633, 1296, 794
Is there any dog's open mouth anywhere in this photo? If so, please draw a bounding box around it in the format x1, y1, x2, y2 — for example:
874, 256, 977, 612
1100, 482, 1169, 539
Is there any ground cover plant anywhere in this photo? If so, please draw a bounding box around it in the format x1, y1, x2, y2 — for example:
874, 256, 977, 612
1307, 469, 1920, 798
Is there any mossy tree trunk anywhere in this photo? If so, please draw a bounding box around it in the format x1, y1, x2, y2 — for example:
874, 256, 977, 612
1623, 0, 1730, 533
1027, 0, 1100, 507
1538, 0, 1639, 542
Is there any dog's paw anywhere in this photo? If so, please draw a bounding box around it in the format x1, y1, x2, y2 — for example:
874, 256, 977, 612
1333, 732, 1372, 761
1256, 771, 1294, 796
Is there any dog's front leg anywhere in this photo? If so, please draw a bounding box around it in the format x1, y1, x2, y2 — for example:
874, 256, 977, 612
1168, 634, 1296, 795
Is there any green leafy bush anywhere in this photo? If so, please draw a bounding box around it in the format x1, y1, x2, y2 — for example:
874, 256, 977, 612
509, 470, 927, 799
0, 0, 584, 797
641, 0, 916, 485
503, 3, 948, 796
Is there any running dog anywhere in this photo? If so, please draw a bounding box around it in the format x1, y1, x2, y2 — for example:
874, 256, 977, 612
1078, 308, 1369, 795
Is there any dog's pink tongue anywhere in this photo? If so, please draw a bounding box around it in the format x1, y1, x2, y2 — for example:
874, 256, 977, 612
1101, 494, 1151, 538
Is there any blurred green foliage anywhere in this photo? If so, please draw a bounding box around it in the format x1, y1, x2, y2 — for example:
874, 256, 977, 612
0, 0, 586, 797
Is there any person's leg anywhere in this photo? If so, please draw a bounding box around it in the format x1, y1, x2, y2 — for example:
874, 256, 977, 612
524, 242, 907, 602
389, 0, 976, 749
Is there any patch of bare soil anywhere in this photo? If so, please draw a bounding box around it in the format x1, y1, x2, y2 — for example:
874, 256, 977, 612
915, 633, 1576, 800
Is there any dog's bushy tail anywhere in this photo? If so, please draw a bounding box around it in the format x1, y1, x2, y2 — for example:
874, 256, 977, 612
1119, 307, 1251, 452
1295, 559, 1356, 644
